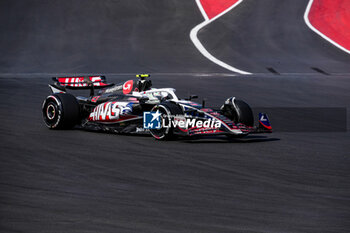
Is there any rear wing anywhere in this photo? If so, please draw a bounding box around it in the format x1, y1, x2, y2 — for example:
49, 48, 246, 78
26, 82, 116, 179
49, 76, 113, 96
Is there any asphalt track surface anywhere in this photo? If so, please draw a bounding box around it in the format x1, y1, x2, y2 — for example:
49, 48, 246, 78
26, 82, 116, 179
1, 75, 350, 233
0, 0, 225, 74
1, 0, 350, 233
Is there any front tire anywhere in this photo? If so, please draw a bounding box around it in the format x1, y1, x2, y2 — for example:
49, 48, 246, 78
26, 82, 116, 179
42, 93, 80, 129
149, 102, 183, 140
221, 98, 254, 126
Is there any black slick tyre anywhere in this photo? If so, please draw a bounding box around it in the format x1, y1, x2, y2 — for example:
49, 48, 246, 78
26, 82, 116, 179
42, 93, 80, 129
222, 98, 254, 126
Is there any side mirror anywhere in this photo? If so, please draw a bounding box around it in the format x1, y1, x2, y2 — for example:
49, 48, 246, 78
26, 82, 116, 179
139, 96, 149, 103
202, 98, 207, 108
189, 95, 198, 100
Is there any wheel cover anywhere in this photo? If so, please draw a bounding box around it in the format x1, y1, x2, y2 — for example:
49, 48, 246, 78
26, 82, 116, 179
149, 106, 171, 139
46, 104, 56, 120
43, 97, 62, 128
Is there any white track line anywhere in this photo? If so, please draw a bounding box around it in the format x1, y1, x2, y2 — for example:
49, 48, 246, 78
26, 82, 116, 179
196, 0, 209, 21
190, 0, 252, 75
304, 0, 350, 55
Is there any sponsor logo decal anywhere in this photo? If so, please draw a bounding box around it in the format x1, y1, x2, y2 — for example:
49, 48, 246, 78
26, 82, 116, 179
57, 76, 105, 87
104, 85, 122, 93
89, 102, 132, 121
259, 113, 272, 130
91, 96, 100, 103
136, 127, 148, 133
123, 80, 133, 94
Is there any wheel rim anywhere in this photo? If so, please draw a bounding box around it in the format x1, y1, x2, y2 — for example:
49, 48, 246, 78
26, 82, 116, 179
43, 98, 61, 128
46, 104, 56, 120
149, 106, 170, 139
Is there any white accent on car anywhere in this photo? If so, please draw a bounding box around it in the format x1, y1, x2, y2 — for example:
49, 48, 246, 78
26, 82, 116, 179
49, 84, 65, 94
133, 88, 179, 102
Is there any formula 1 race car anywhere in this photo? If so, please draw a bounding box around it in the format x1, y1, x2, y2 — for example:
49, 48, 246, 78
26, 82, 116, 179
42, 74, 272, 140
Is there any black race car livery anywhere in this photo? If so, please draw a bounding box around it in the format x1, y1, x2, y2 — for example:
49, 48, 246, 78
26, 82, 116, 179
42, 74, 272, 140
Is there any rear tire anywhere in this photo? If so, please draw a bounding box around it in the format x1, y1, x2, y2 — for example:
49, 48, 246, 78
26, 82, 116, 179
42, 93, 80, 129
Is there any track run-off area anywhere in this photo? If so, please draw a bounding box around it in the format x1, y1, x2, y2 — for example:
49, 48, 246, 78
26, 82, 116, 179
307, 0, 350, 54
